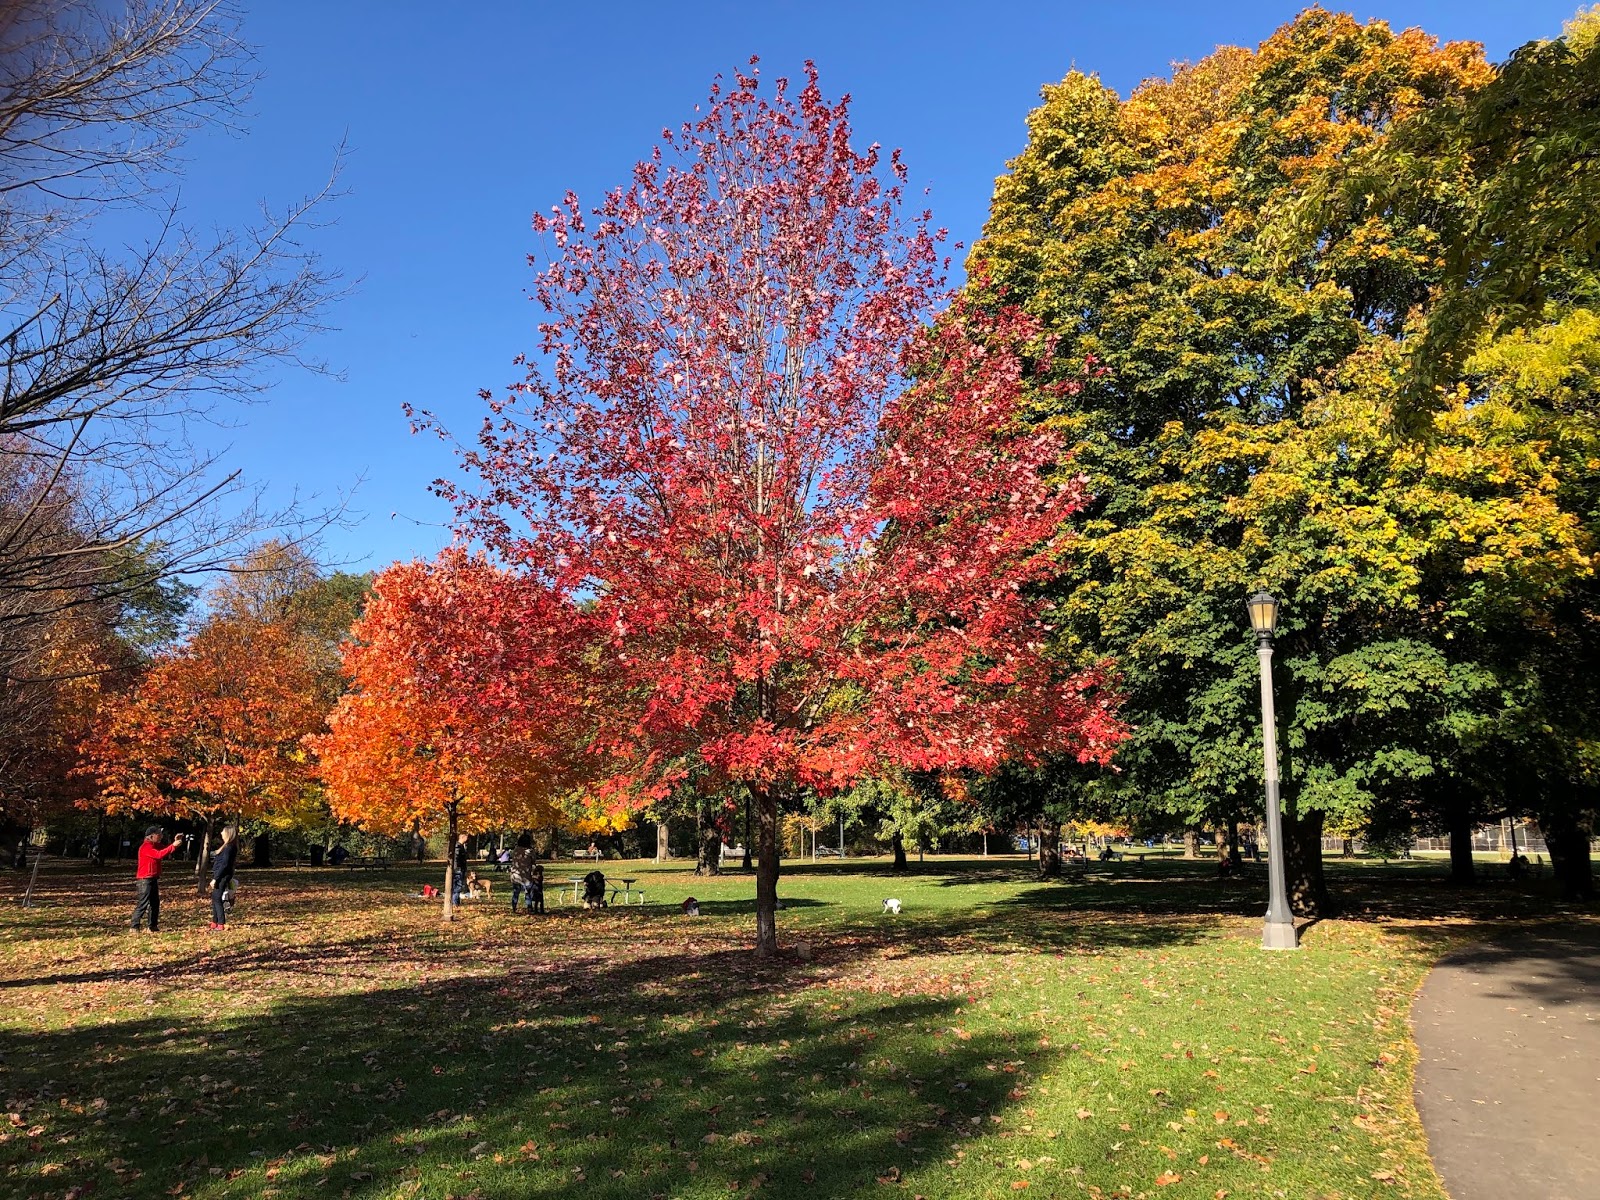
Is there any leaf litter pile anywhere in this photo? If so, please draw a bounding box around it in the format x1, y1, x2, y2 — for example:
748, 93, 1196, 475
0, 856, 1519, 1199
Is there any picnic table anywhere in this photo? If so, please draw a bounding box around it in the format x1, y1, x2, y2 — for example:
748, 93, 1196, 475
559, 875, 645, 906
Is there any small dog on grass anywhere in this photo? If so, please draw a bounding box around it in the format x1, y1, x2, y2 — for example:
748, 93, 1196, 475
466, 872, 492, 901
882, 898, 902, 915
681, 897, 700, 916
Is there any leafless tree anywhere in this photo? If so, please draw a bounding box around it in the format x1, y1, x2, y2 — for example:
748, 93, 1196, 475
0, 0, 345, 628
0, 1, 346, 836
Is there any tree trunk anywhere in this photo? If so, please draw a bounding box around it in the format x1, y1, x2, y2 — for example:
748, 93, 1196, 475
253, 829, 272, 868
1280, 807, 1331, 917
91, 813, 105, 866
443, 803, 459, 922
656, 820, 670, 863
1037, 824, 1060, 879
982, 831, 989, 857
753, 787, 780, 958
742, 797, 752, 871
891, 831, 907, 872
1447, 804, 1477, 885
1226, 819, 1241, 868
1539, 805, 1595, 900
696, 827, 722, 876
194, 815, 216, 894
1340, 837, 1354, 859
1182, 829, 1200, 860
1214, 826, 1228, 859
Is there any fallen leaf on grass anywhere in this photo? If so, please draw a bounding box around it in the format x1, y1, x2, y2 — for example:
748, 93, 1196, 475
1075, 1109, 1093, 1120
877, 1166, 902, 1184
1155, 1172, 1182, 1186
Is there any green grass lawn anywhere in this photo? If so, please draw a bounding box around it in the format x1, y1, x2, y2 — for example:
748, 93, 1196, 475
0, 853, 1587, 1200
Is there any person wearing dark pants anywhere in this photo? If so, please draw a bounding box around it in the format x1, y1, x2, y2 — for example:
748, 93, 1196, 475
508, 833, 537, 914
131, 826, 180, 932
208, 825, 239, 929
452, 833, 470, 907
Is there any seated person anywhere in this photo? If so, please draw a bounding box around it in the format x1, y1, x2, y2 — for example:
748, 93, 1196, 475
582, 869, 608, 909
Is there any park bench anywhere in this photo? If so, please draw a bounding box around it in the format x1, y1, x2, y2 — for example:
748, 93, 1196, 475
343, 855, 390, 870
571, 848, 602, 860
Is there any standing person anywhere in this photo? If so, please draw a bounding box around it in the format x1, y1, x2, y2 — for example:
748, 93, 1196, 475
508, 834, 536, 914
208, 825, 239, 930
131, 826, 181, 933
451, 833, 470, 907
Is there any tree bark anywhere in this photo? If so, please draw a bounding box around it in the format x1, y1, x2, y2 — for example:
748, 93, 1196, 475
1226, 819, 1241, 868
1280, 807, 1331, 917
1447, 804, 1476, 885
443, 803, 459, 922
891, 831, 907, 872
1182, 829, 1200, 860
742, 797, 753, 871
1037, 824, 1060, 879
753, 787, 780, 958
696, 827, 722, 876
656, 820, 670, 863
1539, 805, 1595, 900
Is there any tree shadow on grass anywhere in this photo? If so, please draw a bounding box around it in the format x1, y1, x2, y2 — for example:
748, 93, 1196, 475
0, 941, 1060, 1200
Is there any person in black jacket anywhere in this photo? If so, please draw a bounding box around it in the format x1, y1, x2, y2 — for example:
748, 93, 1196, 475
451, 833, 470, 906
208, 825, 239, 929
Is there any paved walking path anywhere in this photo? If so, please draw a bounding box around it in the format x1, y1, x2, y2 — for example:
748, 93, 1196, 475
1411, 922, 1600, 1200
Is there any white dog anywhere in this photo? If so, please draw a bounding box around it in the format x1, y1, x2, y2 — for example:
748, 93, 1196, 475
882, 898, 902, 915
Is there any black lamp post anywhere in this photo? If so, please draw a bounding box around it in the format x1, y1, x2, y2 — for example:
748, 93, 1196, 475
1248, 591, 1299, 951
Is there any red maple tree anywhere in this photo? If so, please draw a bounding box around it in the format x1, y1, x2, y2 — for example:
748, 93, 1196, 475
310, 550, 583, 920
427, 63, 1124, 954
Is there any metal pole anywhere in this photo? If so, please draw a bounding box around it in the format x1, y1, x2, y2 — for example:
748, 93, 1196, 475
21, 847, 42, 909
1258, 636, 1299, 950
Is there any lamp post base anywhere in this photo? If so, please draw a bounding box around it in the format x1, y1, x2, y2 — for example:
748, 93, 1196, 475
1262, 918, 1299, 950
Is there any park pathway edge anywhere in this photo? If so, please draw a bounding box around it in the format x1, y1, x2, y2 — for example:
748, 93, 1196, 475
1409, 922, 1600, 1200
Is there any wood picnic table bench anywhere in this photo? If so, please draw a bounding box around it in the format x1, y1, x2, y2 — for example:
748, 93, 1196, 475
342, 855, 390, 869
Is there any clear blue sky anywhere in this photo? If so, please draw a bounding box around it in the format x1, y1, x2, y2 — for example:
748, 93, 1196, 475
177, 0, 1581, 573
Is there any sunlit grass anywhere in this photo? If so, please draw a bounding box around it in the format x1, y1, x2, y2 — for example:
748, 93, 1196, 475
0, 854, 1579, 1199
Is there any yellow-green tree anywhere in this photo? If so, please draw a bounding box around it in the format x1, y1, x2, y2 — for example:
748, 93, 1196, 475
969, 9, 1596, 909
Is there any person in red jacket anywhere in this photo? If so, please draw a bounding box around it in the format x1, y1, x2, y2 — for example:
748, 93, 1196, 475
131, 826, 182, 932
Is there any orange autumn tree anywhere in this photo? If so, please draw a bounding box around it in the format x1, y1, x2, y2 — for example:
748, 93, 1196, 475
310, 551, 584, 920
87, 614, 327, 884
